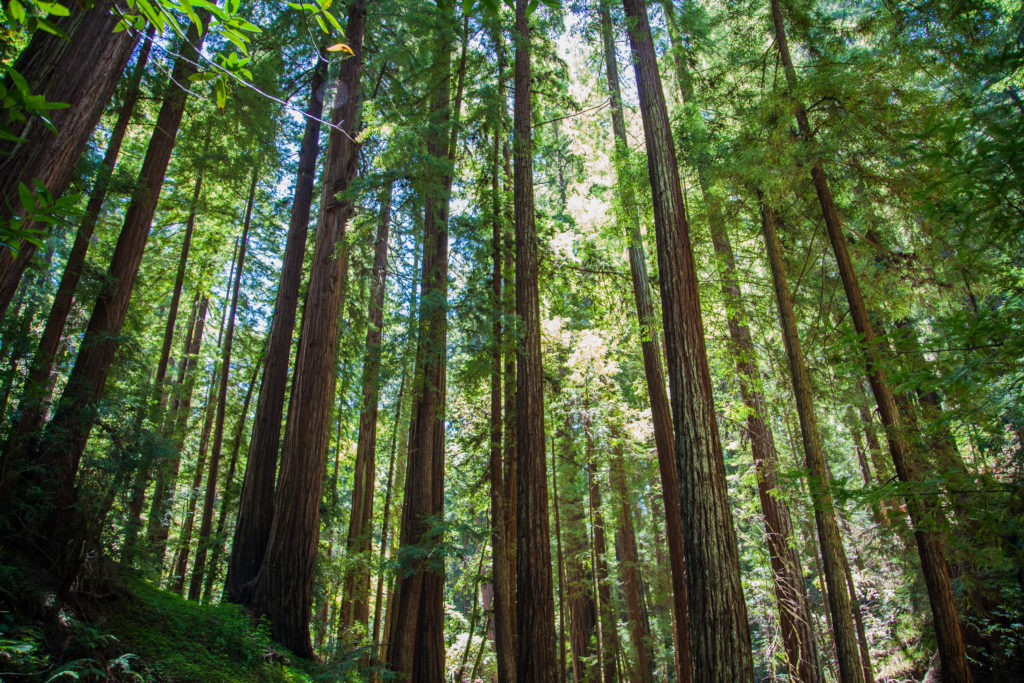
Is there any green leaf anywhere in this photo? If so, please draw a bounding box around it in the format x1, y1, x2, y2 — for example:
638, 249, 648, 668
8, 0, 25, 24
17, 182, 34, 212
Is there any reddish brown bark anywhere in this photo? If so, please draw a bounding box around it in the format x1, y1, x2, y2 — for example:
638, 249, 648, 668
759, 197, 865, 683
17, 15, 209, 580
0, 0, 136, 318
148, 295, 210, 568
621, 0, 754, 677
338, 181, 393, 636
512, 0, 559, 677
189, 168, 257, 601
386, 6, 463, 677
768, 1, 971, 677
202, 358, 261, 603
610, 450, 655, 683
596, 5, 690, 678
226, 54, 327, 604
250, 2, 366, 658
0, 27, 155, 476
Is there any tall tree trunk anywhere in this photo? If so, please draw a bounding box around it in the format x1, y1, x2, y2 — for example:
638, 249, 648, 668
586, 453, 619, 683
372, 372, 405, 657
148, 295, 210, 568
339, 181, 393, 636
551, 434, 569, 682
0, 27, 155, 475
123, 169, 205, 561
610, 450, 655, 683
489, 22, 516, 681
251, 2, 366, 658
0, 0, 136, 317
620, 0, 754, 678
512, 0, 558, 677
189, 168, 257, 601
386, 6, 465, 678
759, 196, 866, 683
768, 1, 971, 678
226, 54, 327, 605
16, 15, 210, 583
202, 358, 261, 603
596, 5, 689, 678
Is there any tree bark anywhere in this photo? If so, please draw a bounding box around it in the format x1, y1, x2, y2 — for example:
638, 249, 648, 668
512, 0, 559, 678
386, 6, 463, 678
17, 15, 210, 582
768, 1, 971, 678
620, 0, 755, 678
339, 181, 393, 636
148, 295, 210, 569
610, 450, 655, 683
0, 0, 136, 317
586, 453, 619, 683
226, 53, 327, 605
188, 168, 257, 601
251, 1, 366, 658
0, 26, 155, 476
596, 5, 689, 678
202, 358, 261, 603
489, 21, 516, 681
122, 167, 205, 562
759, 196, 865, 683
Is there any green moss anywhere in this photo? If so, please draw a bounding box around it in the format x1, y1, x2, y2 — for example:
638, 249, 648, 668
99, 576, 314, 683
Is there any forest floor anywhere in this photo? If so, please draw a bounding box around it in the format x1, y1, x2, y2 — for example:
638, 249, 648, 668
0, 552, 318, 682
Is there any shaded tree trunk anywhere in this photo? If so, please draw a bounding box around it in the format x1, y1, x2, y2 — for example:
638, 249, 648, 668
0, 0, 136, 317
596, 5, 690, 678
17, 15, 210, 584
189, 169, 257, 601
122, 167, 205, 562
610, 450, 655, 683
250, 2, 366, 658
768, 1, 971, 678
202, 358, 261, 603
586, 453, 619, 683
226, 53, 327, 605
386, 6, 464, 678
620, 0, 755, 678
339, 181, 393, 636
148, 295, 210, 568
513, 0, 559, 677
759, 196, 866, 683
0, 26, 155, 475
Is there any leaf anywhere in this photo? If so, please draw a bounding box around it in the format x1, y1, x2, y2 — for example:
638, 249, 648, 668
8, 0, 25, 24
17, 182, 34, 212
461, 0, 476, 18
327, 42, 352, 54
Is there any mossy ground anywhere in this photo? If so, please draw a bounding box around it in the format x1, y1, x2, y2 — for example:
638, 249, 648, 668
0, 553, 320, 682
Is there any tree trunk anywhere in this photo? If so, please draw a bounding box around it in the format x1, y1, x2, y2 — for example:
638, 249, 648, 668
18, 15, 210, 583
513, 0, 559, 677
551, 435, 569, 682
596, 5, 689, 678
759, 196, 865, 683
610, 450, 655, 683
226, 53, 327, 605
620, 0, 755, 678
587, 454, 619, 683
0, 0, 136, 317
489, 22, 516, 681
202, 358, 261, 603
123, 167, 205, 562
339, 181, 393, 636
768, 1, 971, 678
0, 26, 155, 475
148, 295, 210, 569
251, 2, 366, 658
189, 168, 257, 601
372, 372, 405, 657
386, 8, 461, 678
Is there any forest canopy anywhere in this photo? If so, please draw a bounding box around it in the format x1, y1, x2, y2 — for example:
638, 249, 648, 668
0, 0, 1022, 680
